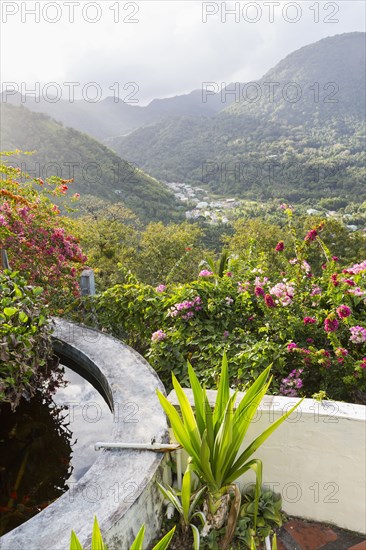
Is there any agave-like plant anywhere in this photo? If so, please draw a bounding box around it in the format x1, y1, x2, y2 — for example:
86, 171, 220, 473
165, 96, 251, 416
130, 524, 176, 550
70, 517, 107, 550
70, 516, 175, 550
157, 465, 206, 550
156, 354, 303, 546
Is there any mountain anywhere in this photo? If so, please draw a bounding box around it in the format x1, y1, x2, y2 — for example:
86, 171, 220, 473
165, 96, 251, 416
110, 32, 366, 203
0, 86, 234, 142
0, 103, 181, 222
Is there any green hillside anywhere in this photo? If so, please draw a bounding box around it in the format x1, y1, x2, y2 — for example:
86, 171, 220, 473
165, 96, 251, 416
0, 103, 181, 222
111, 33, 366, 202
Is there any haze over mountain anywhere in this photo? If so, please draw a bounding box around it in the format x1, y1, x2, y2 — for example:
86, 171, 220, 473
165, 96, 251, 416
110, 32, 366, 203
1, 86, 233, 141
0, 103, 180, 222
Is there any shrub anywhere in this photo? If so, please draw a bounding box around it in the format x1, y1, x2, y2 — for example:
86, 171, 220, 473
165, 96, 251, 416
0, 270, 61, 409
0, 153, 86, 312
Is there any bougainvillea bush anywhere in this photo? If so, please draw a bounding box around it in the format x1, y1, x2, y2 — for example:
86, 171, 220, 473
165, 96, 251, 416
95, 211, 366, 403
0, 270, 63, 409
0, 153, 86, 312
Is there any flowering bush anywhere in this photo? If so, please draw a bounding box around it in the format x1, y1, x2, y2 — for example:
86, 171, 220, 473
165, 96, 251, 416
89, 216, 366, 403
0, 270, 62, 408
0, 154, 86, 312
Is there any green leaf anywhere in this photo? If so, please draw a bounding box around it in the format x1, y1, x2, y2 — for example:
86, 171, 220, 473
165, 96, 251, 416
130, 525, 145, 550
4, 307, 18, 317
156, 482, 183, 517
70, 530, 83, 550
91, 516, 107, 550
152, 526, 176, 550
18, 311, 28, 323
213, 352, 230, 430
181, 468, 191, 524
190, 524, 201, 550
156, 390, 197, 459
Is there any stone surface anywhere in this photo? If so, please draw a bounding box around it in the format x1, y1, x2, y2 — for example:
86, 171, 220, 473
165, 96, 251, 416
348, 543, 366, 550
284, 520, 337, 549
0, 318, 169, 550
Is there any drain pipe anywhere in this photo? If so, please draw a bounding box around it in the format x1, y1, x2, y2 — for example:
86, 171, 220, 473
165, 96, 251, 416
95, 442, 180, 452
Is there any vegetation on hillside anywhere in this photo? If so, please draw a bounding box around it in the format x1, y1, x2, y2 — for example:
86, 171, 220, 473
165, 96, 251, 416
0, 104, 182, 223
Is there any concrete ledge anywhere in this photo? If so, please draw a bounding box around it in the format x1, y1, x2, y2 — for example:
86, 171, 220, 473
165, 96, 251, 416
168, 389, 366, 535
0, 318, 169, 550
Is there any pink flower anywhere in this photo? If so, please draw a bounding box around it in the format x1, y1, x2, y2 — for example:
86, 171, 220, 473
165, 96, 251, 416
330, 274, 339, 287
238, 281, 250, 293
287, 342, 298, 351
304, 317, 316, 324
310, 286, 322, 296
225, 271, 232, 277
306, 338, 314, 344
324, 318, 339, 332
349, 326, 366, 344
225, 296, 234, 305
182, 311, 194, 320
156, 284, 166, 293
347, 287, 364, 297
151, 330, 167, 343
332, 256, 339, 262
335, 348, 348, 357
255, 286, 265, 297
336, 305, 352, 319
73, 193, 80, 199
0, 215, 6, 226
223, 330, 229, 338
275, 241, 284, 252
264, 294, 276, 308
360, 358, 366, 369
199, 269, 213, 277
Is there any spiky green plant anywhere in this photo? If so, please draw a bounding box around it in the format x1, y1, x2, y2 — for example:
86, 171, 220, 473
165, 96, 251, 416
156, 354, 303, 543
157, 465, 206, 549
70, 517, 175, 550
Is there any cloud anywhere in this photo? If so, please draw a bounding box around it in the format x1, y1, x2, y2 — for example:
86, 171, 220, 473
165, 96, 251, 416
1, 1, 364, 103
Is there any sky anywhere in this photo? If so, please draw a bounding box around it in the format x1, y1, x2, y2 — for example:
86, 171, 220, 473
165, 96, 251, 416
0, 1, 365, 104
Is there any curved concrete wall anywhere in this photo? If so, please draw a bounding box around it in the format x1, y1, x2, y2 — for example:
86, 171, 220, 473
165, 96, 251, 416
1, 319, 169, 550
168, 389, 366, 535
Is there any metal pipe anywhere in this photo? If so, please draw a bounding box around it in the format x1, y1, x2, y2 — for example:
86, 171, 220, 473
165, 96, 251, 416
95, 441, 181, 452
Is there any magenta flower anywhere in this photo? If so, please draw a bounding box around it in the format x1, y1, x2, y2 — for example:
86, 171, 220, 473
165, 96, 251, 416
304, 317, 316, 324
199, 269, 213, 277
324, 318, 339, 332
287, 342, 298, 351
336, 305, 352, 319
225, 271, 232, 277
304, 229, 317, 242
335, 347, 348, 357
349, 326, 366, 344
255, 286, 265, 297
332, 256, 339, 262
151, 330, 167, 343
360, 358, 366, 369
275, 241, 284, 252
264, 294, 276, 308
